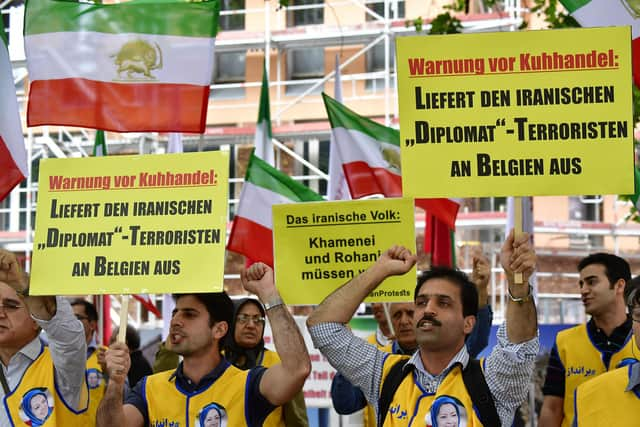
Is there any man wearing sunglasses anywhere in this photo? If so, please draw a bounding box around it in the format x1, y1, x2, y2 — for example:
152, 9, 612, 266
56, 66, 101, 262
0, 249, 87, 426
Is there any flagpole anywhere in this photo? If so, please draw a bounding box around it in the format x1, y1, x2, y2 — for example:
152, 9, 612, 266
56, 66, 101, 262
117, 295, 129, 343
513, 196, 523, 285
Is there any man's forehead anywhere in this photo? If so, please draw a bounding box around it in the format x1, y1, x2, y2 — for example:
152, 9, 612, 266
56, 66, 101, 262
0, 281, 19, 298
416, 279, 461, 302
175, 295, 204, 310
390, 302, 414, 313
579, 263, 606, 278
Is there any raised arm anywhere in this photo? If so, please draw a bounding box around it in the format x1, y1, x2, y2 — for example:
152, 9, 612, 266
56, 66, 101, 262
501, 230, 538, 343
241, 262, 311, 406
307, 245, 417, 327
467, 251, 493, 357
97, 342, 144, 427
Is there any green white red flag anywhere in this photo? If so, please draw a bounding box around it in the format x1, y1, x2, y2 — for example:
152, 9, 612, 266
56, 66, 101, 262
254, 64, 274, 165
560, 0, 640, 87
227, 152, 323, 267
24, 0, 219, 133
0, 32, 27, 202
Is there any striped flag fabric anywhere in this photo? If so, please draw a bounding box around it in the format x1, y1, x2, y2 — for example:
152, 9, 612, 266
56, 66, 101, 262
560, 0, 640, 87
227, 152, 323, 267
254, 64, 274, 166
322, 92, 459, 229
132, 294, 161, 317
0, 32, 27, 202
323, 92, 402, 198
24, 0, 219, 133
93, 130, 107, 157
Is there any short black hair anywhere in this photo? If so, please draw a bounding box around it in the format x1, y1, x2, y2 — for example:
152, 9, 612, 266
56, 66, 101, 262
173, 292, 234, 334
414, 267, 478, 318
70, 298, 98, 322
578, 253, 631, 293
111, 324, 141, 351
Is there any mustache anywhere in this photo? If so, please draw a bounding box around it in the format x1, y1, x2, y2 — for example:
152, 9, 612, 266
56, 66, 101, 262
417, 314, 442, 327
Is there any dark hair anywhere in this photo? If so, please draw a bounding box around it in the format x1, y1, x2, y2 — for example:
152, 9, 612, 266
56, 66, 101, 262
111, 324, 141, 351
173, 292, 234, 330
578, 253, 631, 292
414, 267, 478, 318
70, 298, 98, 322
627, 276, 640, 304
628, 286, 640, 310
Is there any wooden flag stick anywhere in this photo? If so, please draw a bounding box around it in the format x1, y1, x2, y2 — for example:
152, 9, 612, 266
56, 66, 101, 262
513, 196, 523, 285
117, 295, 129, 343
382, 302, 396, 337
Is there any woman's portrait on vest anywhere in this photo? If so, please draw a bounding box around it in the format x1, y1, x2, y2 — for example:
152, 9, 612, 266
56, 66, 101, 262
18, 387, 54, 426
196, 402, 227, 427
86, 368, 103, 389
426, 396, 467, 427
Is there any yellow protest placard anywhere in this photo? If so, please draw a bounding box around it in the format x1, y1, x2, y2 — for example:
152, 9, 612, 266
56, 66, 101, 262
30, 151, 228, 295
396, 27, 634, 198
273, 198, 416, 304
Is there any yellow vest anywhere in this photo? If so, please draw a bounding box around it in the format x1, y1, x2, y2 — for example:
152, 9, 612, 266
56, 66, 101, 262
85, 347, 106, 426
145, 363, 256, 426
380, 354, 483, 427
556, 323, 636, 427
260, 350, 285, 427
5, 346, 88, 426
574, 364, 640, 427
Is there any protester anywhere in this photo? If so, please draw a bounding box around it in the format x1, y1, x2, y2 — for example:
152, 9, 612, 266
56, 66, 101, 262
71, 298, 105, 424
0, 249, 87, 426
330, 252, 494, 425
572, 287, 640, 426
539, 253, 635, 427
369, 302, 393, 347
111, 324, 153, 388
97, 262, 311, 427
224, 297, 309, 426
308, 231, 538, 426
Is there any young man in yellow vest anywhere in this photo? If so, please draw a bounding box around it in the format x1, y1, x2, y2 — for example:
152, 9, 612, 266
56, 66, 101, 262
96, 262, 311, 427
71, 298, 105, 425
572, 287, 640, 426
0, 249, 88, 426
539, 253, 635, 427
308, 231, 539, 426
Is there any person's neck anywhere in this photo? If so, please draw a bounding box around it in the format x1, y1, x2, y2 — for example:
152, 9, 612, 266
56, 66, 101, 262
182, 350, 222, 385
419, 343, 465, 375
592, 303, 628, 336
0, 336, 35, 367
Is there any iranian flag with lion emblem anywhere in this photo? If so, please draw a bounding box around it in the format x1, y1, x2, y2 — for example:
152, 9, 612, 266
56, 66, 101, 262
24, 0, 219, 133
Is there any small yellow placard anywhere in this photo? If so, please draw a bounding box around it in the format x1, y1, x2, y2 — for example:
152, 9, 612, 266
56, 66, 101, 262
396, 27, 634, 198
273, 198, 416, 304
30, 151, 229, 295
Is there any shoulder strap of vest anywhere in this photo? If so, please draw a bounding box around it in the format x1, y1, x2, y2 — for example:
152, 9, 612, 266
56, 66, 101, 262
462, 359, 500, 427
377, 358, 412, 427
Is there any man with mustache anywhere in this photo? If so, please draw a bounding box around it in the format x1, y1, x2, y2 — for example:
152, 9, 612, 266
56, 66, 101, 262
330, 253, 494, 426
0, 249, 88, 426
308, 231, 539, 426
539, 253, 635, 427
97, 262, 311, 427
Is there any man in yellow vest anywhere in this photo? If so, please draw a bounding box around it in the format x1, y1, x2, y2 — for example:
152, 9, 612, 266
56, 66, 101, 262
71, 298, 105, 425
330, 253, 494, 427
0, 249, 88, 426
572, 286, 640, 426
96, 262, 311, 427
539, 253, 635, 427
308, 231, 539, 426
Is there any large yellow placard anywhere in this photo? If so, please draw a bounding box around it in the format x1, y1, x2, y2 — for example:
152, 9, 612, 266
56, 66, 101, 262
273, 198, 416, 304
30, 152, 229, 295
397, 27, 634, 198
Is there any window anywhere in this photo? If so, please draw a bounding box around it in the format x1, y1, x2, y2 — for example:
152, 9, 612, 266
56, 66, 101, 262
212, 52, 246, 99
365, 42, 395, 91
287, 0, 324, 27
365, 0, 405, 21
286, 48, 324, 95
568, 195, 603, 248
219, 0, 245, 31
